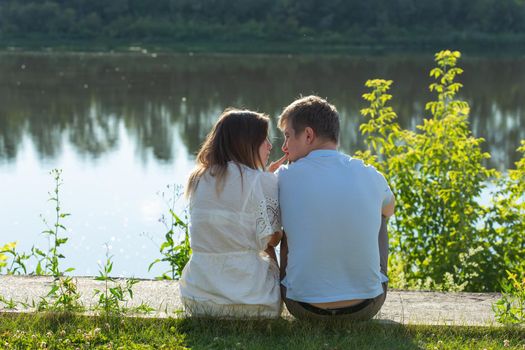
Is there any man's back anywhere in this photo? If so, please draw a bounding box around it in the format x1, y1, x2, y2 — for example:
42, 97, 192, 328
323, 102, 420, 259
277, 150, 393, 303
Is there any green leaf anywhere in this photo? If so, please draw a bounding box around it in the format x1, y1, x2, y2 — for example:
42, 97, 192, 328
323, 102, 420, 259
148, 259, 161, 271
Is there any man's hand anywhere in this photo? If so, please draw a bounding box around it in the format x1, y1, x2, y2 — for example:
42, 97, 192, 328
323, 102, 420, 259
268, 154, 288, 173
279, 232, 288, 281
267, 231, 283, 248
265, 231, 283, 264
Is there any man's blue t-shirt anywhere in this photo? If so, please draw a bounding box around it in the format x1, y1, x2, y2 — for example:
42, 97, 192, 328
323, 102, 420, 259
276, 150, 393, 302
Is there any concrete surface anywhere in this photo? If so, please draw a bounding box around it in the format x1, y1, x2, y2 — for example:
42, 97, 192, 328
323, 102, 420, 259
0, 275, 502, 326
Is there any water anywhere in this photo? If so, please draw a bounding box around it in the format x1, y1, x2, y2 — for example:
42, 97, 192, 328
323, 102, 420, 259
1, 51, 524, 278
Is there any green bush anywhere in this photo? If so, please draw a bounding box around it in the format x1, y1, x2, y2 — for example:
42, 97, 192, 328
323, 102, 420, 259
483, 141, 525, 285
357, 50, 525, 292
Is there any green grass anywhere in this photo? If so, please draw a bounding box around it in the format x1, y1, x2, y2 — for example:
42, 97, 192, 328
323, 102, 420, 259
0, 313, 524, 349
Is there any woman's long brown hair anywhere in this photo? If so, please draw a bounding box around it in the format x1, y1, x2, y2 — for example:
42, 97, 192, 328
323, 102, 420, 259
186, 108, 270, 198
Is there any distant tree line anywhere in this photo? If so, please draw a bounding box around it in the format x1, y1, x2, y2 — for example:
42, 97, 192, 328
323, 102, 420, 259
1, 0, 525, 46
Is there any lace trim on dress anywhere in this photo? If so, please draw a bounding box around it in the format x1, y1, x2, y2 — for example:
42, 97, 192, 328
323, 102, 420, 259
256, 196, 280, 238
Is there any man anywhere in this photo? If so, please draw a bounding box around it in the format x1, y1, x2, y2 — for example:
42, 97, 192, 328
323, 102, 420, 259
275, 95, 395, 320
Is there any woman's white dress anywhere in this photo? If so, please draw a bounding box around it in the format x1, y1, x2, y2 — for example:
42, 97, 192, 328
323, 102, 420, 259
180, 162, 282, 318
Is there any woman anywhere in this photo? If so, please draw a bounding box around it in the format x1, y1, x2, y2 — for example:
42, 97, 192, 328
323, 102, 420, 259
180, 108, 283, 318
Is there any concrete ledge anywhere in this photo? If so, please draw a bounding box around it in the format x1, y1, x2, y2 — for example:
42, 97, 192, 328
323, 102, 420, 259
0, 276, 501, 326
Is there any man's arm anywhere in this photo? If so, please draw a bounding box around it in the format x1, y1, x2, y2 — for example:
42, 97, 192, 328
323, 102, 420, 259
378, 215, 389, 276
379, 196, 394, 276
279, 231, 288, 281
382, 197, 395, 217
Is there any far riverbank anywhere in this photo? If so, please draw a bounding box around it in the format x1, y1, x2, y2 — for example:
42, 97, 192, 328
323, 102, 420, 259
3, 36, 525, 56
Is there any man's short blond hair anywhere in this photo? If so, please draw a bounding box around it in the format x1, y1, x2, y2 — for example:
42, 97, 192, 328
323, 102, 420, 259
278, 95, 339, 143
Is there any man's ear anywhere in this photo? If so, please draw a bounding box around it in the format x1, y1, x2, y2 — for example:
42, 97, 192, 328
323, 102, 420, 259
304, 127, 315, 144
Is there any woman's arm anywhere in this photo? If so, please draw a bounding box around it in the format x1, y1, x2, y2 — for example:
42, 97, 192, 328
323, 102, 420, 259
264, 231, 282, 264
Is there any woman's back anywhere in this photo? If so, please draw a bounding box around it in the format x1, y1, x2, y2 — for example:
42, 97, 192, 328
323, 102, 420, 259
189, 162, 269, 253
180, 162, 282, 318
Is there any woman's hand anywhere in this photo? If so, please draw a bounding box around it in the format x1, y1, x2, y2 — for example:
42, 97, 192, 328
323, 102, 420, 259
267, 154, 288, 173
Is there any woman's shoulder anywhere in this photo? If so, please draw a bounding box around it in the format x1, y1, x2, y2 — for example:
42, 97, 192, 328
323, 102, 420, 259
226, 161, 267, 177
224, 162, 278, 189
257, 171, 278, 184
227, 161, 254, 174
254, 172, 278, 197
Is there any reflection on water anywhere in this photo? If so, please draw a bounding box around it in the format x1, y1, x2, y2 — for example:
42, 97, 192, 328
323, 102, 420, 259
1, 52, 524, 167
0, 52, 524, 277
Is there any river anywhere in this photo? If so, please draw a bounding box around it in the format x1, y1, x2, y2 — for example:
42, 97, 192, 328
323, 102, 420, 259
1, 51, 524, 278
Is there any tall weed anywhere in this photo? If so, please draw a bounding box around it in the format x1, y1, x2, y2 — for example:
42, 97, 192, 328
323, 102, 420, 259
36, 169, 83, 312
148, 185, 191, 280
493, 268, 525, 325
93, 244, 142, 316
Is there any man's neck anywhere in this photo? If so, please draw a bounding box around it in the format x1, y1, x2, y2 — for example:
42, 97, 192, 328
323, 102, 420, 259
311, 140, 338, 151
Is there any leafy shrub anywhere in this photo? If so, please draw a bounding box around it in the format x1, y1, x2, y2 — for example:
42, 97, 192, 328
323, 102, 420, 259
483, 141, 525, 287
357, 50, 500, 291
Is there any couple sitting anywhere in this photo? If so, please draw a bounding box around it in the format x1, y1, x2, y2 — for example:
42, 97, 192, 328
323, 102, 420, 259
180, 96, 395, 320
